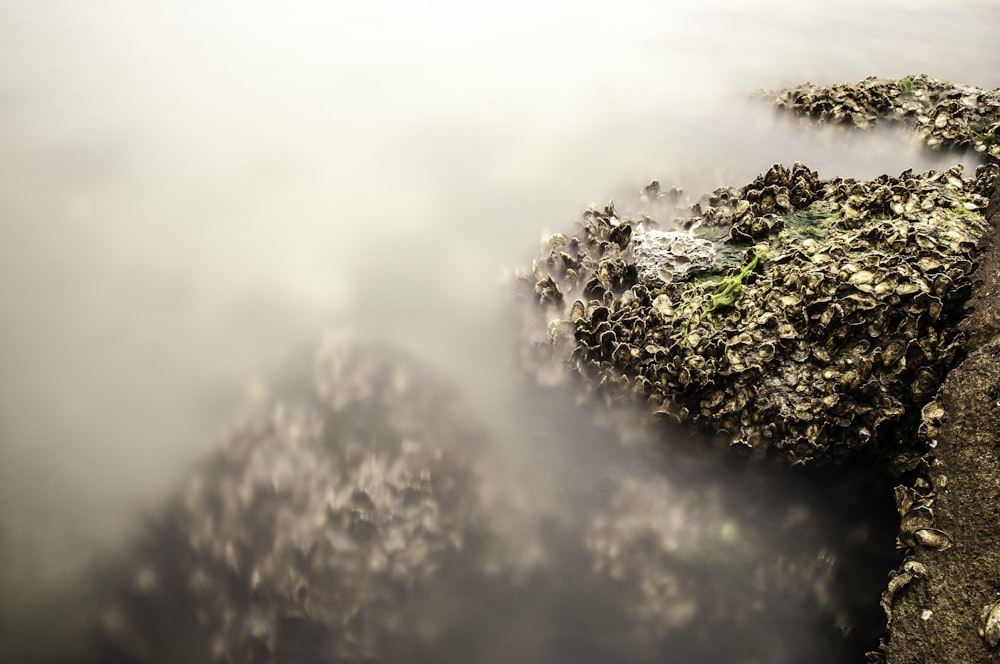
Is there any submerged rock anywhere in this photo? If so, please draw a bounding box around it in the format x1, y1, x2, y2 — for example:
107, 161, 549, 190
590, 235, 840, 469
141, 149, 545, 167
521, 162, 994, 465
586, 473, 842, 647
80, 337, 892, 664
89, 337, 487, 664
765, 74, 1000, 161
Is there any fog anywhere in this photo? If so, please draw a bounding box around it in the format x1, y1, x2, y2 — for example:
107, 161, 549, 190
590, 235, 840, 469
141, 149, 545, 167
1, 0, 998, 660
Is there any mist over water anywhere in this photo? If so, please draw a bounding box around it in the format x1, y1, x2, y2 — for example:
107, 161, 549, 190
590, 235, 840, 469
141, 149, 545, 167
1, 0, 999, 660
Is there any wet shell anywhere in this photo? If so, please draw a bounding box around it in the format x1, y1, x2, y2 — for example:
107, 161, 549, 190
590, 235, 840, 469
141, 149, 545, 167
981, 600, 1000, 649
93, 339, 482, 663
913, 527, 953, 551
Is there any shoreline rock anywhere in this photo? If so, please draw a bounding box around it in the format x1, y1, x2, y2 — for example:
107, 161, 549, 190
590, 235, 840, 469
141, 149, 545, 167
874, 168, 1000, 663
763, 75, 1000, 162
521, 163, 993, 466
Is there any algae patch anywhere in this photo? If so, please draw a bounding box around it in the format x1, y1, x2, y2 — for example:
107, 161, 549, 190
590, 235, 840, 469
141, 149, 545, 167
708, 248, 765, 311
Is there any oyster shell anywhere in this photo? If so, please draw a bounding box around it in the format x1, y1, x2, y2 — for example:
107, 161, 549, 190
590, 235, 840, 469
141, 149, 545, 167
981, 599, 1000, 649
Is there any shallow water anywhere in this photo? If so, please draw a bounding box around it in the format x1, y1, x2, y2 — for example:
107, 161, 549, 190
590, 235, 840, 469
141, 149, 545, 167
1, 0, 998, 659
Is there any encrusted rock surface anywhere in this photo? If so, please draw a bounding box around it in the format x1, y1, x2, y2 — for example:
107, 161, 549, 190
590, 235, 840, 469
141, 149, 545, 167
874, 169, 1000, 663
521, 162, 994, 465
766, 75, 1000, 161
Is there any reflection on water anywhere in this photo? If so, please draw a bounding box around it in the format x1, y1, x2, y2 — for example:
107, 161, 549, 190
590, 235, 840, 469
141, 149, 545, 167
0, 0, 998, 660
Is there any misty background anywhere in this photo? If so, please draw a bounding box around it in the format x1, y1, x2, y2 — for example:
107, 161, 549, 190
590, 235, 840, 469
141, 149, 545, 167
1, 0, 998, 659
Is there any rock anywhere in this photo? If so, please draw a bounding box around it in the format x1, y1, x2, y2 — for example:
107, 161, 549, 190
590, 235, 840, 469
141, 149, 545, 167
875, 166, 1000, 664
520, 162, 993, 465
764, 75, 1000, 162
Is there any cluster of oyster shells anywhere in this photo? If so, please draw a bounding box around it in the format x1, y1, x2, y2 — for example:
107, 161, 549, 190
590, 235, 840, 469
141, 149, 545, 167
93, 339, 483, 664
880, 458, 953, 627
766, 75, 1000, 161
522, 162, 995, 465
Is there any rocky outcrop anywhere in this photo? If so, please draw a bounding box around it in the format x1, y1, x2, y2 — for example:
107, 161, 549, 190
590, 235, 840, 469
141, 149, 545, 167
876, 169, 1000, 663
765, 75, 1000, 161
521, 163, 994, 466
520, 157, 999, 660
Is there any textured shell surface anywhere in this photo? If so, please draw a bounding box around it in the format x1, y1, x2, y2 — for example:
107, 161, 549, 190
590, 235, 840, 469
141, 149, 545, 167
982, 600, 1000, 649
520, 159, 992, 464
